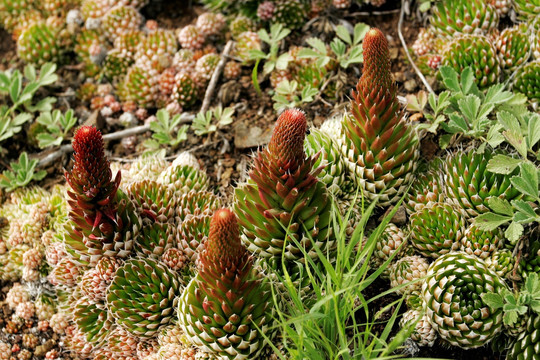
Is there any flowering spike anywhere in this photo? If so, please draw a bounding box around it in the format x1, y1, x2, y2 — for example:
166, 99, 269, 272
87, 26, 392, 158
267, 109, 307, 166
63, 126, 140, 266
341, 27, 419, 206
179, 208, 273, 358
202, 209, 244, 266
234, 108, 334, 261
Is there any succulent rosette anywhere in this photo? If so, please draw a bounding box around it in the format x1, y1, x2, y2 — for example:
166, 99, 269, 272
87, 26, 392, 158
421, 252, 507, 349
389, 255, 429, 294
441, 35, 501, 89
106, 257, 182, 338
429, 0, 498, 39
506, 314, 540, 360
461, 224, 504, 259
405, 159, 445, 215
409, 202, 466, 259
341, 28, 419, 206
495, 24, 532, 71
234, 108, 333, 260
444, 149, 521, 218
64, 126, 141, 267
178, 209, 273, 359
513, 60, 540, 103
400, 309, 437, 347
128, 180, 178, 223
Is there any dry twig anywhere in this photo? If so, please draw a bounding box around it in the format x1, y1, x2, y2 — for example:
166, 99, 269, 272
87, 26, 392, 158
397, 0, 434, 94
200, 40, 234, 113
37, 113, 195, 168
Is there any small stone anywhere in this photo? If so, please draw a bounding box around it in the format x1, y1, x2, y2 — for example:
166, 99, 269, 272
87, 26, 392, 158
34, 339, 55, 357
394, 72, 406, 82
389, 47, 399, 60
404, 79, 417, 92
234, 123, 273, 149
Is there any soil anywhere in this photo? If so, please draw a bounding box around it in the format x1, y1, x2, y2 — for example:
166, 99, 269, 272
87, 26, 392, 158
0, 1, 505, 359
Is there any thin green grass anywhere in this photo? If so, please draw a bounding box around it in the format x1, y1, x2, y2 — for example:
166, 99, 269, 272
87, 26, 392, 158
259, 192, 444, 360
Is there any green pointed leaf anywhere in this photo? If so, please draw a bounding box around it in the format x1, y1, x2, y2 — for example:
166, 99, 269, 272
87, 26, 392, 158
460, 67, 475, 95
335, 25, 351, 45
481, 293, 504, 310
511, 162, 539, 200
503, 311, 518, 326
439, 66, 460, 92
487, 197, 514, 216
511, 200, 537, 221
458, 95, 481, 122
505, 221, 523, 244
528, 113, 540, 149
474, 212, 511, 231
487, 155, 522, 175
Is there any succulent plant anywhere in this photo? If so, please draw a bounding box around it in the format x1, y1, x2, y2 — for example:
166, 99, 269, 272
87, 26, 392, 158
63, 126, 141, 266
485, 249, 515, 279
135, 221, 178, 258
178, 209, 273, 359
495, 24, 532, 71
441, 34, 501, 89
412, 27, 436, 57
513, 60, 540, 103
513, 0, 540, 20
177, 190, 221, 222
444, 150, 521, 218
194, 53, 220, 84
506, 314, 540, 360
80, 0, 113, 19
79, 256, 122, 302
114, 29, 145, 60
107, 257, 182, 338
74, 28, 105, 77
177, 24, 205, 50
179, 213, 211, 263
389, 255, 429, 294
102, 5, 143, 40
409, 202, 466, 259
0, 0, 33, 29
160, 166, 207, 200
235, 31, 261, 64
304, 127, 354, 199
429, 0, 498, 39
371, 223, 407, 273
234, 109, 333, 260
461, 224, 504, 259
422, 252, 507, 349
273, 0, 309, 29
121, 65, 159, 108
400, 309, 437, 347
128, 180, 178, 223
170, 72, 198, 109
196, 12, 226, 37
229, 15, 257, 39
135, 29, 178, 72
102, 49, 132, 82
342, 28, 419, 206
489, 0, 511, 16
405, 160, 445, 215
17, 21, 63, 65
72, 296, 114, 346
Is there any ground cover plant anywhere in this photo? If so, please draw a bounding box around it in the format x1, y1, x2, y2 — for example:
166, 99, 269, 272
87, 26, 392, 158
0, 1, 538, 360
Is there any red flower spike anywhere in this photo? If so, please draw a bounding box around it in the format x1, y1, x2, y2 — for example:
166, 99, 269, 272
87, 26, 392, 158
342, 27, 419, 206
267, 109, 307, 166
200, 209, 246, 269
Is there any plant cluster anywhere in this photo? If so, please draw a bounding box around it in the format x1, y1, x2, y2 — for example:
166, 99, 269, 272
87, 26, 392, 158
412, 0, 540, 105
200, 0, 387, 29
